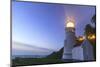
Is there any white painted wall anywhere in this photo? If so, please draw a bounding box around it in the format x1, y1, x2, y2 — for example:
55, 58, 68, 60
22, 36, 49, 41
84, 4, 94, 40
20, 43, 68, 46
62, 30, 76, 59
82, 40, 94, 61
72, 46, 84, 60
72, 40, 94, 61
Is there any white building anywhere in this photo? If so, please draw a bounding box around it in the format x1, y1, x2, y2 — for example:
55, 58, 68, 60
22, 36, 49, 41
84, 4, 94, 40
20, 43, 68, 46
62, 17, 94, 61
62, 17, 76, 60
72, 39, 94, 61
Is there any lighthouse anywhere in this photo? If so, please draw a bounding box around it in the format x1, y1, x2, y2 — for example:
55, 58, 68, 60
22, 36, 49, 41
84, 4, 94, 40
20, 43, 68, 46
62, 17, 76, 60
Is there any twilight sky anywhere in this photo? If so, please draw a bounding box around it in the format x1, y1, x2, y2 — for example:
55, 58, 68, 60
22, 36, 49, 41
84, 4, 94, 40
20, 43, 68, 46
12, 1, 95, 53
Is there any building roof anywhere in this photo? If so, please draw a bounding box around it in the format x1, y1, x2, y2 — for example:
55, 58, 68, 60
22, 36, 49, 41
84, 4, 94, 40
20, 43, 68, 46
74, 39, 91, 47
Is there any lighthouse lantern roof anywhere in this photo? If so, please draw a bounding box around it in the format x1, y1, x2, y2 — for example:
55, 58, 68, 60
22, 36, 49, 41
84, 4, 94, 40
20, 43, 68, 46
66, 16, 75, 28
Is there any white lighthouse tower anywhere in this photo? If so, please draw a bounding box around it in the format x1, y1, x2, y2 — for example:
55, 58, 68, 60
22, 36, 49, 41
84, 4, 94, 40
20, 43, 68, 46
62, 17, 76, 60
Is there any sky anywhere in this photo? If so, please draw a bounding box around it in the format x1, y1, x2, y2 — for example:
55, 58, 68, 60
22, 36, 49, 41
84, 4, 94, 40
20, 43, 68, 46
12, 1, 95, 54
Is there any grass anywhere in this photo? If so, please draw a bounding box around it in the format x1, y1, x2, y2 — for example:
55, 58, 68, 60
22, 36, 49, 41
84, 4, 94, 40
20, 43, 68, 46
12, 58, 64, 66
12, 48, 64, 66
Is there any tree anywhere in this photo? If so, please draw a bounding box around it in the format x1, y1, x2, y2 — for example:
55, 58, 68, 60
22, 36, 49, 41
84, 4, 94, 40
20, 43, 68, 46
91, 14, 96, 33
91, 14, 96, 25
84, 13, 96, 60
84, 24, 94, 38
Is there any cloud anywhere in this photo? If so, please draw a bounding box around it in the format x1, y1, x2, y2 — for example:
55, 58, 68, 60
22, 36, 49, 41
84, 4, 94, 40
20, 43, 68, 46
12, 41, 53, 55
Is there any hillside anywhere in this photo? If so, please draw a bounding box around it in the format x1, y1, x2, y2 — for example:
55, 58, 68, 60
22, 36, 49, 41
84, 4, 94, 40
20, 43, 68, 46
12, 47, 64, 66
46, 47, 63, 59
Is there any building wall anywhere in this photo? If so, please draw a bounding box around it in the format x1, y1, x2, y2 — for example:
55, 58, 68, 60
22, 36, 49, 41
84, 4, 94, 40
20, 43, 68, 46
62, 31, 76, 59
72, 46, 84, 60
72, 40, 94, 61
82, 40, 94, 61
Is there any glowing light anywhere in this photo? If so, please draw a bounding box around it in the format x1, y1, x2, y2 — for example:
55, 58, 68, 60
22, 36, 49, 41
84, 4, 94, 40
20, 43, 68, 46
66, 16, 75, 28
91, 35, 95, 39
88, 34, 96, 40
78, 36, 85, 41
79, 38, 83, 41
66, 21, 75, 28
